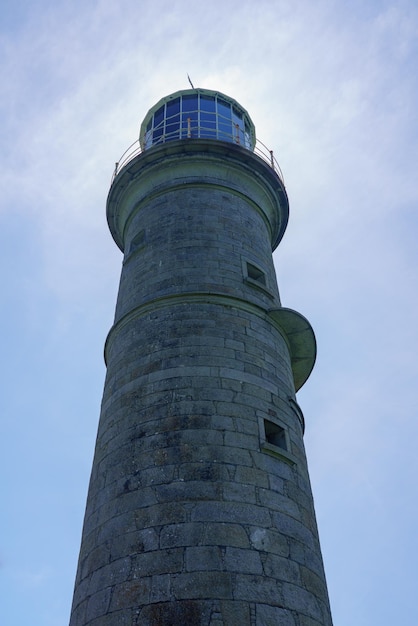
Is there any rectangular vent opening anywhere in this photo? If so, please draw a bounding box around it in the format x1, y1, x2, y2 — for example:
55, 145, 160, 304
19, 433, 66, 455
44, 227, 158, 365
247, 262, 266, 285
264, 419, 287, 450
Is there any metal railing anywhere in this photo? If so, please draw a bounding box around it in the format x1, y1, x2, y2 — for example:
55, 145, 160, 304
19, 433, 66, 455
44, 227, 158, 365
110, 128, 285, 187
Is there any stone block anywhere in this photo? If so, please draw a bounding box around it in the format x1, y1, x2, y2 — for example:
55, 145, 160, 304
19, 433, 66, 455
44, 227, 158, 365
131, 548, 183, 577
272, 512, 315, 549
224, 547, 263, 574
248, 527, 289, 557
134, 502, 188, 529
234, 465, 269, 488
155, 479, 222, 503
228, 484, 258, 508
263, 553, 301, 584
137, 600, 212, 626
300, 565, 328, 601
109, 528, 159, 559
89, 608, 133, 625
256, 604, 296, 626
108, 578, 151, 611
191, 501, 271, 527
185, 546, 223, 571
172, 571, 233, 600
203, 522, 250, 548
233, 574, 282, 604
224, 430, 259, 451
258, 488, 301, 519
160, 522, 205, 548
85, 587, 112, 622
150, 573, 172, 603
281, 583, 323, 622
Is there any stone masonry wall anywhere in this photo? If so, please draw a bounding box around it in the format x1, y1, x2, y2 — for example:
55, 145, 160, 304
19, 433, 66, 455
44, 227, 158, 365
70, 146, 332, 626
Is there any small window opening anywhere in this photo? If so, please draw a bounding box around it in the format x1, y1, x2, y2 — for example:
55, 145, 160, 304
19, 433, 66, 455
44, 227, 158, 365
259, 416, 296, 464
247, 262, 266, 285
264, 419, 287, 450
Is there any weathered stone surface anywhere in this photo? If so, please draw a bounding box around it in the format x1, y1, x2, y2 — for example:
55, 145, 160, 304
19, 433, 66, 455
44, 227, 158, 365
249, 527, 289, 557
172, 571, 234, 600
85, 587, 112, 622
69, 115, 332, 625
233, 573, 282, 604
256, 604, 296, 626
185, 546, 223, 571
139, 601, 205, 625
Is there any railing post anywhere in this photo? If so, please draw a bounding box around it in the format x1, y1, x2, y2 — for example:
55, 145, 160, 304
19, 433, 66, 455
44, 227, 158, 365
269, 150, 274, 170
234, 123, 240, 144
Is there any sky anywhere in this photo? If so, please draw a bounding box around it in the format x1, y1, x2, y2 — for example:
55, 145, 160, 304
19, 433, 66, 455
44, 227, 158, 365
1, 0, 417, 624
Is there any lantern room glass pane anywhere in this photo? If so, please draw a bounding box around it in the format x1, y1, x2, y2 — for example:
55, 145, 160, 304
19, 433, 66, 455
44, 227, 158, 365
217, 99, 232, 119
200, 95, 216, 138
217, 98, 233, 141
153, 106, 165, 144
200, 95, 216, 112
166, 98, 181, 140
182, 94, 198, 138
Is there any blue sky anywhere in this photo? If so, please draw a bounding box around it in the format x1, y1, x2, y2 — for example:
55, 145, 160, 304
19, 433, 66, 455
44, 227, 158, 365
1, 1, 417, 624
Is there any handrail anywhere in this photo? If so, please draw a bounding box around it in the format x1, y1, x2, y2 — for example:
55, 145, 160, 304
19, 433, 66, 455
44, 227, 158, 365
110, 131, 285, 187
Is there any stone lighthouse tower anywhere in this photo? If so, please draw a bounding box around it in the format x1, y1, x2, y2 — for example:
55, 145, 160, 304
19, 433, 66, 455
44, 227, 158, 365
70, 89, 332, 625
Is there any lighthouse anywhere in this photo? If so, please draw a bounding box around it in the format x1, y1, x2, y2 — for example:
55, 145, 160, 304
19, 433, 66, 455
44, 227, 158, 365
69, 88, 332, 625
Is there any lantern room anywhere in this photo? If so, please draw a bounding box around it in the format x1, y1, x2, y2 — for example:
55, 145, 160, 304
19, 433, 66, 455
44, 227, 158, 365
139, 88, 256, 150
